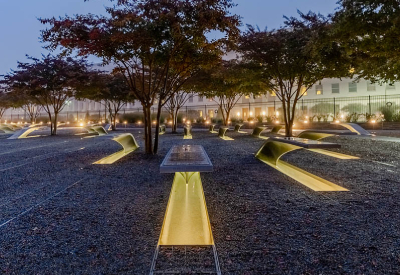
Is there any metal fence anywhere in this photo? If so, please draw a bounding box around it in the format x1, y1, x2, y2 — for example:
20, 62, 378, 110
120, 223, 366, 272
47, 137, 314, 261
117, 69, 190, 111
3, 94, 400, 123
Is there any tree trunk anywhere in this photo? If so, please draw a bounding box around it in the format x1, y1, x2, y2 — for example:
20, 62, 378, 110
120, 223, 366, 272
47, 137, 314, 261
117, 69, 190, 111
53, 112, 58, 135
172, 108, 179, 133
225, 109, 231, 126
112, 113, 117, 131
153, 100, 163, 154
47, 112, 54, 135
143, 105, 153, 154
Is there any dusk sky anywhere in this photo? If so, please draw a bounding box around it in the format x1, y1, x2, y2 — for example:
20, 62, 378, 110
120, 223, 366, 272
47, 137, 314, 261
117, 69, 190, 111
0, 0, 338, 74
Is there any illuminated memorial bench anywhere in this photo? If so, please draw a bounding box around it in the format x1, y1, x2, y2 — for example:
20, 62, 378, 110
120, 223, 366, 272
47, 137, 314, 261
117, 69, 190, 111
252, 126, 267, 139
251, 125, 284, 139
218, 126, 233, 140
0, 125, 16, 133
183, 125, 192, 139
104, 124, 112, 131
93, 133, 139, 164
332, 122, 372, 136
256, 137, 349, 191
234, 123, 246, 133
297, 131, 359, 160
7, 125, 47, 140
209, 124, 218, 133
150, 145, 220, 274
270, 124, 284, 134
159, 124, 166, 135
82, 126, 108, 136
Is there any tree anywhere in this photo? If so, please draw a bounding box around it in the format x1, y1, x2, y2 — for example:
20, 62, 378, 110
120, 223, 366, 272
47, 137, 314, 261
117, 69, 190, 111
0, 55, 89, 135
240, 12, 350, 136
7, 91, 42, 124
0, 92, 12, 123
40, 0, 240, 153
76, 72, 134, 130
333, 0, 400, 84
164, 90, 192, 133
192, 60, 265, 126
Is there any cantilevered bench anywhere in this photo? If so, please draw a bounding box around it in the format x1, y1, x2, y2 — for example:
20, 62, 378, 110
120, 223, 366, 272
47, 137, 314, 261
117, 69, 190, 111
0, 125, 16, 133
104, 124, 112, 131
83, 126, 98, 134
234, 123, 246, 133
82, 125, 108, 136
256, 137, 348, 191
251, 126, 267, 139
209, 124, 218, 133
270, 125, 284, 134
7, 126, 47, 140
183, 125, 192, 139
151, 145, 220, 274
297, 130, 359, 160
93, 133, 139, 164
333, 122, 372, 136
159, 124, 166, 135
92, 126, 108, 135
218, 126, 233, 140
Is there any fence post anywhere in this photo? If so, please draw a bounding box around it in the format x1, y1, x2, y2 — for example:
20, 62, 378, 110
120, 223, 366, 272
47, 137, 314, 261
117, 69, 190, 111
333, 97, 336, 118
369, 95, 371, 115
204, 105, 207, 119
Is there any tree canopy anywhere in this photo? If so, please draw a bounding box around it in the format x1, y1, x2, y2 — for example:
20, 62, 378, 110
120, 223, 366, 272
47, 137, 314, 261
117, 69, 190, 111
76, 72, 135, 130
333, 0, 400, 84
40, 0, 240, 153
192, 59, 266, 125
240, 12, 351, 136
0, 55, 89, 135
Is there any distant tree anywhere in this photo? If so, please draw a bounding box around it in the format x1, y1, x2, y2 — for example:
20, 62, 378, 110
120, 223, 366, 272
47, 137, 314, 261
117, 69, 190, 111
0, 55, 89, 135
240, 12, 350, 136
0, 92, 12, 122
164, 90, 193, 133
40, 0, 240, 154
76, 72, 134, 130
341, 103, 365, 114
333, 0, 400, 84
192, 60, 265, 126
7, 91, 42, 124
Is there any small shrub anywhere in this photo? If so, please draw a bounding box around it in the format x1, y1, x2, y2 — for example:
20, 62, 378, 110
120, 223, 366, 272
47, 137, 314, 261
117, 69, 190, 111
393, 112, 400, 122
256, 115, 263, 123
380, 106, 394, 122
266, 116, 273, 123
121, 113, 144, 123
247, 117, 255, 122
196, 117, 203, 123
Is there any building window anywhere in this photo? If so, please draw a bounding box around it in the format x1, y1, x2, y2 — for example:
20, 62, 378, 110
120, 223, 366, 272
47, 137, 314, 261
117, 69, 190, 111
386, 83, 396, 90
270, 91, 276, 97
245, 95, 250, 99
367, 82, 376, 92
208, 97, 213, 102
315, 85, 323, 95
189, 95, 193, 103
332, 83, 340, 93
198, 96, 203, 102
349, 82, 357, 93
301, 87, 307, 96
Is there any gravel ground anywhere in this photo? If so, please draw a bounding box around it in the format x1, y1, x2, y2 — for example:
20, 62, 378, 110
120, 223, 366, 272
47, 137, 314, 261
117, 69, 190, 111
0, 127, 400, 274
